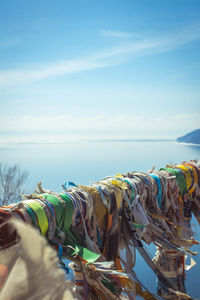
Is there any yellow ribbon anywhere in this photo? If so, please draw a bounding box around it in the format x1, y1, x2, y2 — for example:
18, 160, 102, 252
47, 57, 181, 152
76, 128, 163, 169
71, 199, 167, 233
176, 165, 192, 191
115, 173, 124, 178
115, 256, 133, 289
25, 200, 48, 236
111, 178, 127, 190
135, 282, 157, 300
183, 163, 198, 193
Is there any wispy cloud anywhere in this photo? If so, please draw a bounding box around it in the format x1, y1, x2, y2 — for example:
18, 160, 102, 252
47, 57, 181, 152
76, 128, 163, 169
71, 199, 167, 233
0, 23, 200, 86
100, 29, 135, 38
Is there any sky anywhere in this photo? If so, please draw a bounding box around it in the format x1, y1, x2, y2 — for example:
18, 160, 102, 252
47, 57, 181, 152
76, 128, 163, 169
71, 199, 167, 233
0, 0, 200, 139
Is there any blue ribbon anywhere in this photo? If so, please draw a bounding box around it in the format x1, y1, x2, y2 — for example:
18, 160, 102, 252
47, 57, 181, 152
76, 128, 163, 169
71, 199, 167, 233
149, 174, 162, 208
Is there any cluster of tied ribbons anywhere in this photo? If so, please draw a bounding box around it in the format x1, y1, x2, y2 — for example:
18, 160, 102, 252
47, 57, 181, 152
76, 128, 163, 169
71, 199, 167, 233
0, 160, 200, 300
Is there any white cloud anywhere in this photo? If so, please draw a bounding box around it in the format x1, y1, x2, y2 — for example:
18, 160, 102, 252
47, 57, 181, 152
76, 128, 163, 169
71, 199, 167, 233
100, 29, 134, 38
0, 58, 103, 85
0, 113, 199, 139
0, 23, 200, 86
0, 39, 159, 86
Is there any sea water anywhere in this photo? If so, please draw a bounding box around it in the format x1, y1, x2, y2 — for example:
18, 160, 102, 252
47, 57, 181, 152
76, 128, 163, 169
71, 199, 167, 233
1, 138, 200, 298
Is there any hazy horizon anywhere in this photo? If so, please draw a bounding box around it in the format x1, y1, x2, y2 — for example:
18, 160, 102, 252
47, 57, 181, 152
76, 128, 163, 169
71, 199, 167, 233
1, 0, 200, 140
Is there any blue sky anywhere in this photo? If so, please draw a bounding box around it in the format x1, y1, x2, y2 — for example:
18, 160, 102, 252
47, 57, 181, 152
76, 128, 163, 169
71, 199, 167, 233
0, 0, 200, 139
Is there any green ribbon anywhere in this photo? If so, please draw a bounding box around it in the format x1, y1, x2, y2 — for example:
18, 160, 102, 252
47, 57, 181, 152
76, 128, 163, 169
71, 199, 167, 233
160, 168, 187, 196
41, 193, 100, 263
41, 193, 64, 229
116, 177, 135, 203
25, 200, 48, 236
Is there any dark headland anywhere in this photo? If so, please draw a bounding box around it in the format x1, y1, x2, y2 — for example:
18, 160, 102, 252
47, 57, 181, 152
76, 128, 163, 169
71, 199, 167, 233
177, 129, 200, 145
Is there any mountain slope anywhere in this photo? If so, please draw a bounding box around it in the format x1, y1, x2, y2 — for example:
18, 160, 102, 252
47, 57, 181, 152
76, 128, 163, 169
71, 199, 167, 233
177, 129, 200, 144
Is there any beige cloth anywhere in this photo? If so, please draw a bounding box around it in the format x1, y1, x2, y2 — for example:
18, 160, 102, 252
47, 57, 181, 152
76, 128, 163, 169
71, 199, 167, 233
0, 219, 74, 300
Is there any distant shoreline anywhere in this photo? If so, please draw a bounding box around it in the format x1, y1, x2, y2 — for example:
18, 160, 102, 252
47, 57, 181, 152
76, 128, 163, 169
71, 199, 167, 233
0, 138, 175, 147
175, 141, 200, 147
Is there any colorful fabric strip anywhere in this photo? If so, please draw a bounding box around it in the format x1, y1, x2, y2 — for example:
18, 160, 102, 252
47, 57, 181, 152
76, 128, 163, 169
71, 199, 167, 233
149, 173, 162, 208
25, 200, 48, 236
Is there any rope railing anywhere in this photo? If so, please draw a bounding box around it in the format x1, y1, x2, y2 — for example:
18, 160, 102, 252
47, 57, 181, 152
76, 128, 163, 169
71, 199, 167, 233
0, 160, 200, 299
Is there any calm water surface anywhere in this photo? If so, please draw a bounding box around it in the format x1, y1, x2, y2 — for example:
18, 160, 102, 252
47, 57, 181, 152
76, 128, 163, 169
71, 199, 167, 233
1, 140, 200, 298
